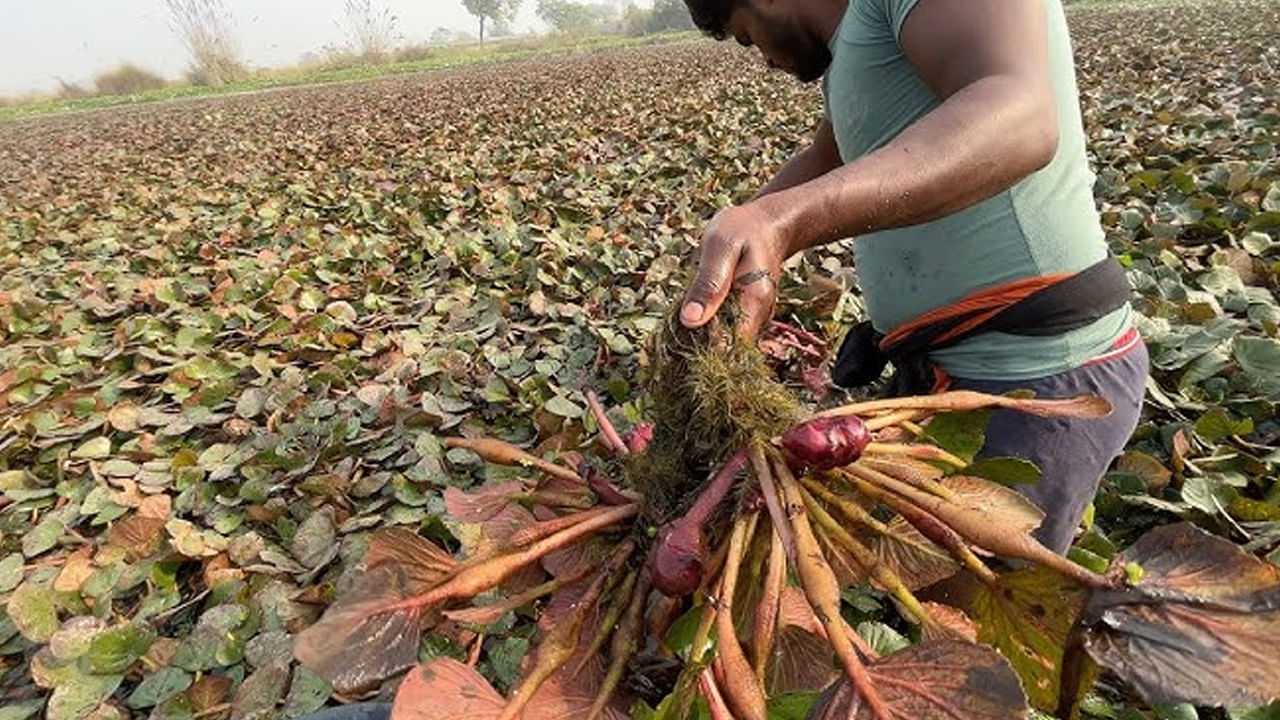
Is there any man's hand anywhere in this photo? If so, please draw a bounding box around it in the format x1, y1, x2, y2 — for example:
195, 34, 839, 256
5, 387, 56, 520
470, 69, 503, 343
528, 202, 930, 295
680, 202, 791, 341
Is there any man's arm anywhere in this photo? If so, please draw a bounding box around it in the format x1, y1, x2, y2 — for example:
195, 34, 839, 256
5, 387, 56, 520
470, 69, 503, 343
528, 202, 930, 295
761, 0, 1059, 257
750, 119, 842, 201
680, 0, 1061, 336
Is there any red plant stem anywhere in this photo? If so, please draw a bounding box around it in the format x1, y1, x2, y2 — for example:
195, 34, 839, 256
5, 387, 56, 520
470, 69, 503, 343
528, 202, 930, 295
444, 564, 597, 626
816, 389, 1112, 420
685, 448, 750, 527
748, 443, 798, 564
773, 333, 825, 359
700, 668, 736, 720
769, 319, 826, 347
864, 441, 968, 469
387, 503, 638, 614
507, 505, 630, 548
846, 464, 1109, 589
587, 572, 651, 720
581, 463, 640, 506
442, 436, 582, 483
801, 486, 934, 629
586, 389, 630, 456
498, 544, 631, 720
752, 524, 786, 683
713, 514, 768, 720
864, 409, 927, 432
826, 473, 996, 586
773, 450, 893, 720
575, 570, 639, 674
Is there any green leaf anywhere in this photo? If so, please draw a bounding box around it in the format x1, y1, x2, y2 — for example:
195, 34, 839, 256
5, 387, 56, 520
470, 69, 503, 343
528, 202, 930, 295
23, 512, 65, 558
0, 700, 44, 720
855, 621, 909, 656
236, 387, 269, 419
282, 666, 332, 718
664, 604, 714, 663
485, 635, 529, 692
290, 508, 336, 570
71, 436, 111, 459
1194, 408, 1254, 443
1182, 474, 1241, 516
922, 409, 993, 464
46, 668, 123, 720
127, 667, 193, 709
88, 622, 156, 674
1155, 704, 1200, 720
232, 661, 290, 720
7, 581, 59, 643
767, 692, 821, 720
544, 394, 584, 418
964, 457, 1042, 486
971, 567, 1094, 712
0, 553, 24, 592
1233, 337, 1280, 396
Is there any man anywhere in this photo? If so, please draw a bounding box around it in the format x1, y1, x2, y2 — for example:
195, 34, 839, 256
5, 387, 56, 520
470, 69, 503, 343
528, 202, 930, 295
678, 0, 1149, 554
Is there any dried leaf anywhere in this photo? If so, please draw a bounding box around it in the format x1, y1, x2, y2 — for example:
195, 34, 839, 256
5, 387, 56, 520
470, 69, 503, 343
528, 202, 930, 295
808, 640, 1028, 719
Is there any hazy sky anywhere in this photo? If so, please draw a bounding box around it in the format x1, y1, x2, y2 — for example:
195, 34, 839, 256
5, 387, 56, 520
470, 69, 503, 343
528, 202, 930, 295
0, 0, 651, 96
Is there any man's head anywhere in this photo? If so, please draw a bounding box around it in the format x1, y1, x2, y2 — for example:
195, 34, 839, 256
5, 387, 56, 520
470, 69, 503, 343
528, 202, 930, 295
683, 0, 838, 83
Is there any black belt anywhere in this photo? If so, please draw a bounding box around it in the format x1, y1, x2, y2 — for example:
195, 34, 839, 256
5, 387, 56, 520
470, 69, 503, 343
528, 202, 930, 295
830, 255, 1133, 396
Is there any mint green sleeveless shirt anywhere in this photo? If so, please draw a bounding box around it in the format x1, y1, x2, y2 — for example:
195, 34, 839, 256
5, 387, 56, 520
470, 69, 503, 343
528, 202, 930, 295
821, 0, 1131, 381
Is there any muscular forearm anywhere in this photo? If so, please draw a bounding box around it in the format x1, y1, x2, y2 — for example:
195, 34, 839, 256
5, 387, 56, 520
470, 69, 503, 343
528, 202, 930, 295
760, 75, 1058, 258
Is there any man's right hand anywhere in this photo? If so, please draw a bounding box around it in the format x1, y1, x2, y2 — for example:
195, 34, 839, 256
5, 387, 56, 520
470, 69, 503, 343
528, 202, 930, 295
679, 201, 790, 342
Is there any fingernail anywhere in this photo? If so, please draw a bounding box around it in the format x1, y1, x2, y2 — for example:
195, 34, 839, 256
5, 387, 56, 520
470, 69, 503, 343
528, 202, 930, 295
681, 302, 704, 325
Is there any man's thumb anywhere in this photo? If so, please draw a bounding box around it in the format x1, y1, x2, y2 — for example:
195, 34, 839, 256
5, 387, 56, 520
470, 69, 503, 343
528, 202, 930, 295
680, 268, 730, 328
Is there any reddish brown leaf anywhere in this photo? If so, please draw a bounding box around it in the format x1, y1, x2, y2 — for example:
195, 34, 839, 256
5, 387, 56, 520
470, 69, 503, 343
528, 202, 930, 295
293, 565, 428, 695
868, 517, 959, 592
364, 528, 457, 592
937, 475, 1045, 536
106, 514, 166, 561
763, 588, 839, 695
188, 674, 233, 713
809, 640, 1028, 719
1083, 522, 1280, 708
390, 658, 505, 720
443, 481, 526, 523
541, 535, 612, 580
53, 548, 95, 594
919, 602, 977, 643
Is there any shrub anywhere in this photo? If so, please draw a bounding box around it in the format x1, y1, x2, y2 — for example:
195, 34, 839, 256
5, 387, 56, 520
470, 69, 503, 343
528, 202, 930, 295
165, 0, 246, 86
93, 64, 168, 96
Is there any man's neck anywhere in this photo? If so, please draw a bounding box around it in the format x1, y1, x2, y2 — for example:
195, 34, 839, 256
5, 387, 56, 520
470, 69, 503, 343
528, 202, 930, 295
812, 0, 850, 45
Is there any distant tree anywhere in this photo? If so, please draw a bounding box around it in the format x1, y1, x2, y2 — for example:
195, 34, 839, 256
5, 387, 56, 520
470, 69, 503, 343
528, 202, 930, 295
339, 0, 401, 59
428, 26, 456, 45
646, 0, 694, 32
461, 0, 523, 44
536, 0, 612, 34
164, 0, 245, 85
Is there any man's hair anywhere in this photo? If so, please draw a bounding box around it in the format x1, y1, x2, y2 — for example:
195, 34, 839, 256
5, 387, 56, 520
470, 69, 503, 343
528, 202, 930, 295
682, 0, 740, 41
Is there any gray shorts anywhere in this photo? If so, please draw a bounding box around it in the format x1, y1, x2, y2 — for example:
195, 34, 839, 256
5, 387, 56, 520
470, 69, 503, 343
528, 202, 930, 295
948, 336, 1149, 555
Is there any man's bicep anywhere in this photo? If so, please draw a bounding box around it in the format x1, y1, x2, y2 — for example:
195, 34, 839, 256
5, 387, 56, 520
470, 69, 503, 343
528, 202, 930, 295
896, 0, 1054, 101
813, 119, 840, 168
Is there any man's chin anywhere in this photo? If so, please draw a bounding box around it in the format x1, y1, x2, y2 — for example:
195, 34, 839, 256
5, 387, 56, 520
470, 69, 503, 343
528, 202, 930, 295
791, 64, 828, 84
